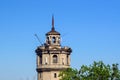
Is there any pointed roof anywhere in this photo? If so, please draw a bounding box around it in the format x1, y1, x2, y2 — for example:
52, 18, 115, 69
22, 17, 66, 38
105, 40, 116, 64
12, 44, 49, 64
46, 16, 60, 35
52, 15, 55, 31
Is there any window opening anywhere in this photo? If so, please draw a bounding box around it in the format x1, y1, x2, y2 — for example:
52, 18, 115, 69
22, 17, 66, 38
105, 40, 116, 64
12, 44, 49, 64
62, 58, 64, 65
52, 37, 56, 43
40, 56, 42, 64
54, 73, 57, 78
53, 55, 57, 63
58, 37, 60, 44
45, 57, 47, 65
47, 37, 50, 44
67, 55, 69, 65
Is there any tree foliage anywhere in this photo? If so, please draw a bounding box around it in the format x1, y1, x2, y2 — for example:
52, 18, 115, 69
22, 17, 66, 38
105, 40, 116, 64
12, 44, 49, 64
59, 61, 120, 80
59, 68, 80, 80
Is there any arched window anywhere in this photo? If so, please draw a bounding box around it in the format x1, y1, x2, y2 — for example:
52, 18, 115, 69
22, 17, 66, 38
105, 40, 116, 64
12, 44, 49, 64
53, 55, 57, 63
52, 37, 56, 44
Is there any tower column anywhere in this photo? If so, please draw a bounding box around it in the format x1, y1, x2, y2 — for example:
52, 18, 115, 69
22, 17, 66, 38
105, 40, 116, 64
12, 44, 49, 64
36, 56, 40, 66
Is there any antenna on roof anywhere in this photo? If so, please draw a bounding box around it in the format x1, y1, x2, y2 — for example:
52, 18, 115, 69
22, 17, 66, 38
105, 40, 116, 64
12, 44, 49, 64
34, 34, 42, 45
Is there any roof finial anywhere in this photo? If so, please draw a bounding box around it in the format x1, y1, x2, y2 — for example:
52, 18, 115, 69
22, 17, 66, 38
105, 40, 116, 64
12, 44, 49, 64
52, 15, 55, 31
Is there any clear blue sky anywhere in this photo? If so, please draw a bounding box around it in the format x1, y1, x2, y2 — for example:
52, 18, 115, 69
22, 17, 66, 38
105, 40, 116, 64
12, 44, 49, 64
0, 0, 120, 80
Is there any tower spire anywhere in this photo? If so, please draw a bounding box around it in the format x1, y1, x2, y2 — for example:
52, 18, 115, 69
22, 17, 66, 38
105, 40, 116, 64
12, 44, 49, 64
52, 15, 55, 31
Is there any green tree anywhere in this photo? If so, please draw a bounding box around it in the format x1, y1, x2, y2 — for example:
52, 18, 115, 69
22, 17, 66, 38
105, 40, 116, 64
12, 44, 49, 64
111, 64, 120, 80
59, 61, 120, 80
59, 68, 80, 80
79, 61, 111, 80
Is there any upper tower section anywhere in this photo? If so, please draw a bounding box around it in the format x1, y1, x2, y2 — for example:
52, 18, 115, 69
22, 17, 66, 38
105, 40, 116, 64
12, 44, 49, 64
46, 16, 61, 46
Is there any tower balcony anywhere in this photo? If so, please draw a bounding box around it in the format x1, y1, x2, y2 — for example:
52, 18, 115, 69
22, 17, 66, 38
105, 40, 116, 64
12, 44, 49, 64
37, 64, 70, 71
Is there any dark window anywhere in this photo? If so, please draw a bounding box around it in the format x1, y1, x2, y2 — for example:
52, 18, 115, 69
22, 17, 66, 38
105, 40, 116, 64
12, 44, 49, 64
47, 37, 50, 44
52, 37, 56, 43
47, 37, 49, 40
67, 55, 69, 64
53, 55, 57, 63
45, 57, 47, 65
40, 56, 42, 64
54, 73, 57, 78
62, 58, 64, 65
